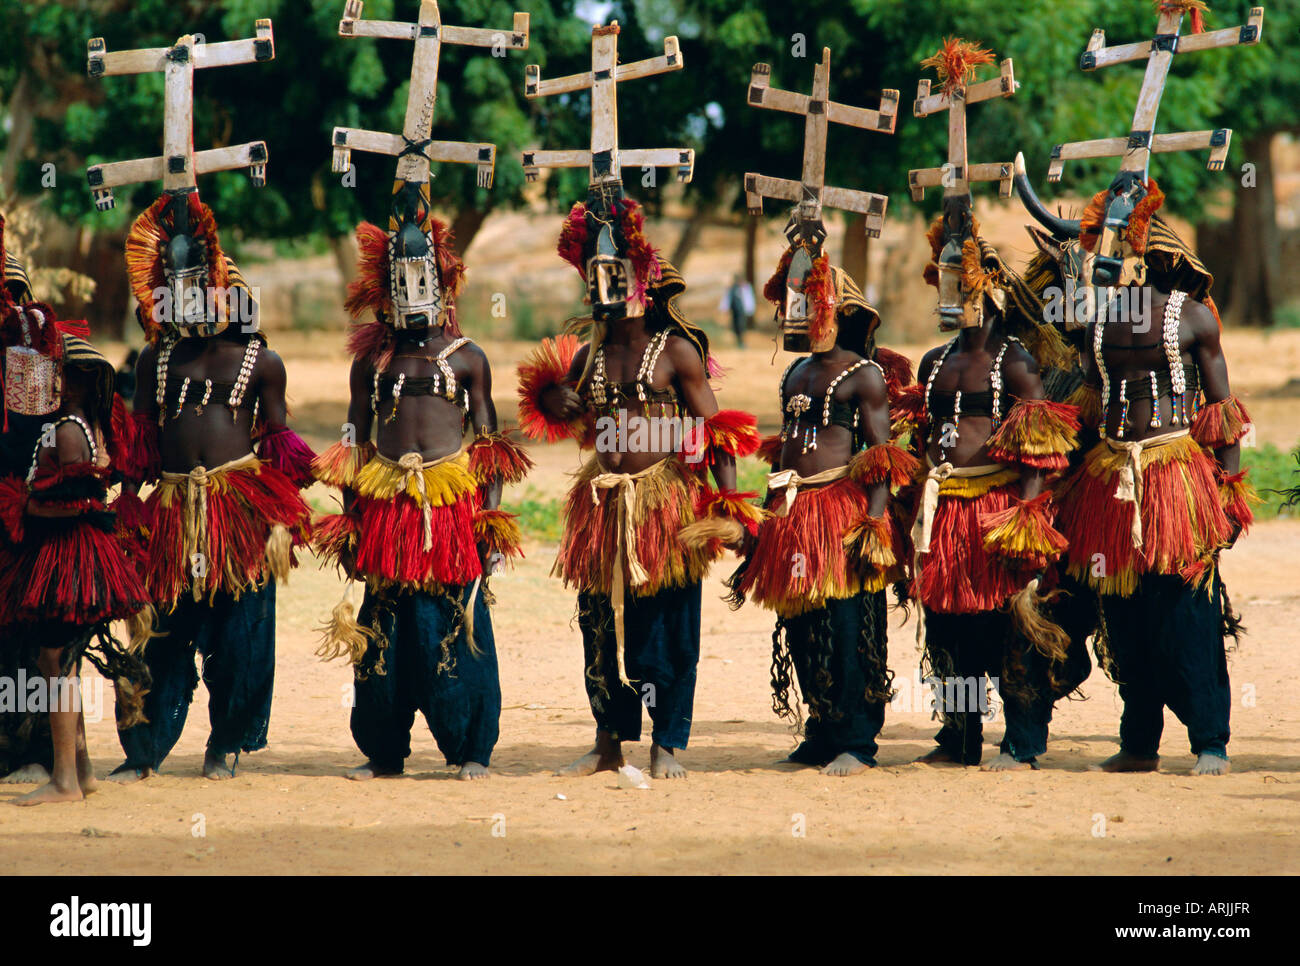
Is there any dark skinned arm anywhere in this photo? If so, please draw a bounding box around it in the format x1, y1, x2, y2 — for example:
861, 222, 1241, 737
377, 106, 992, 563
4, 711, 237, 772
1187, 301, 1240, 476
255, 348, 290, 431
342, 357, 375, 513
853, 364, 892, 518
1003, 344, 1046, 501
119, 344, 160, 498
667, 337, 736, 492
465, 344, 502, 513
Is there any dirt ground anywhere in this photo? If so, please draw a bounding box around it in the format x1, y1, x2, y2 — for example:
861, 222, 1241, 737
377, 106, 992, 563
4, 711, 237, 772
1, 329, 1298, 875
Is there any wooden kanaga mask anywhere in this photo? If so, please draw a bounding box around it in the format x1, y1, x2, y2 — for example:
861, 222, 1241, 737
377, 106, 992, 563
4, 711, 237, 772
387, 182, 443, 330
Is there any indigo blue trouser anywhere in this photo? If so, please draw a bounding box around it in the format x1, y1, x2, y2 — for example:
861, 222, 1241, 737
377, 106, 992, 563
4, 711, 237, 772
351, 584, 500, 770
783, 591, 888, 767
117, 582, 276, 771
923, 607, 1055, 764
578, 582, 701, 751
1100, 572, 1231, 759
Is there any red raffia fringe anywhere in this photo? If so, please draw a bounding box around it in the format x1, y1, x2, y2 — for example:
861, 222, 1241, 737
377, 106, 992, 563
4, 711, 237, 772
684, 408, 761, 466
554, 457, 711, 596
1056, 436, 1230, 596
1158, 1, 1207, 34
922, 37, 996, 95
556, 199, 660, 306
467, 432, 533, 486
126, 193, 228, 344
1219, 469, 1258, 534
891, 382, 926, 436
980, 491, 1067, 569
739, 476, 878, 616
912, 482, 1036, 614
762, 248, 794, 306
803, 254, 836, 347
873, 346, 915, 401
312, 440, 377, 489
986, 399, 1081, 470
345, 319, 395, 371
258, 425, 317, 489
850, 443, 920, 488
109, 393, 133, 471
1191, 395, 1250, 449
310, 510, 361, 572
0, 476, 25, 543
146, 463, 311, 607
353, 490, 481, 589
756, 433, 783, 467
0, 517, 148, 625
517, 334, 583, 443
122, 410, 161, 485
473, 508, 524, 565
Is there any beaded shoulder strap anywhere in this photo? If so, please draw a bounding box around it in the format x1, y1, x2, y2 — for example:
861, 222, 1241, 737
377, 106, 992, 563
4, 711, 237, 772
27, 414, 96, 483
922, 338, 958, 415
633, 329, 671, 404
820, 359, 868, 427
1163, 290, 1189, 426
988, 336, 1018, 429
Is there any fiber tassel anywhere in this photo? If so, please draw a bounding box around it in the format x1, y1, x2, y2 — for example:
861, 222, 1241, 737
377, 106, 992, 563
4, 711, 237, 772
312, 440, 376, 489
686, 409, 761, 466
473, 509, 525, 566
258, 426, 318, 489
843, 513, 899, 592
517, 334, 584, 443
980, 491, 1068, 568
467, 432, 534, 486
264, 524, 295, 585
126, 604, 158, 655
849, 443, 921, 488
0, 476, 26, 542
757, 433, 784, 467
1218, 469, 1259, 533
1190, 395, 1250, 449
1008, 578, 1070, 665
985, 399, 1081, 470
1066, 382, 1103, 431
315, 583, 375, 666
124, 411, 161, 485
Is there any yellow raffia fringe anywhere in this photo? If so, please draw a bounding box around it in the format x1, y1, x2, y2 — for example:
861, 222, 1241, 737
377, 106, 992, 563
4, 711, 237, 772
265, 524, 294, 585
1083, 433, 1202, 481
1009, 579, 1070, 664
937, 467, 1020, 498
678, 515, 745, 549
473, 511, 523, 556
981, 505, 1066, 560
1220, 475, 1261, 513
354, 451, 478, 506
126, 604, 158, 655
312, 440, 376, 488
315, 587, 375, 666
843, 516, 899, 593
1067, 383, 1103, 430
989, 404, 1079, 460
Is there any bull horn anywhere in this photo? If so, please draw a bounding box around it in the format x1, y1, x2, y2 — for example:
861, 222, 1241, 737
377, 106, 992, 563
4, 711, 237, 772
1013, 152, 1081, 240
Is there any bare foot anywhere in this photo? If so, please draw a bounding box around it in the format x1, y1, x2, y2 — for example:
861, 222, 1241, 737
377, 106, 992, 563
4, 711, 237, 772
346, 761, 404, 781
13, 780, 83, 806
203, 751, 235, 781
106, 765, 152, 784
915, 746, 964, 765
458, 762, 490, 781
77, 755, 98, 796
0, 764, 51, 784
820, 752, 869, 777
1094, 751, 1160, 773
650, 743, 687, 779
982, 753, 1035, 772
556, 732, 623, 777
1192, 753, 1231, 776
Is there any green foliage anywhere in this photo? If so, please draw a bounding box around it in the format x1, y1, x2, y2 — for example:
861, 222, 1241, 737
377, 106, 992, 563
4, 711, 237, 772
1243, 442, 1300, 520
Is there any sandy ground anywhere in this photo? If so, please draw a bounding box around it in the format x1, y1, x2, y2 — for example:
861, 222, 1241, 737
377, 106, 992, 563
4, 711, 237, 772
1, 331, 1298, 875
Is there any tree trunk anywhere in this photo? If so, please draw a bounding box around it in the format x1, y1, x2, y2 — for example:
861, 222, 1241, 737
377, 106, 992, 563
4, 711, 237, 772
450, 207, 489, 259
841, 212, 871, 292
1, 72, 33, 199
671, 207, 709, 270
1222, 132, 1279, 327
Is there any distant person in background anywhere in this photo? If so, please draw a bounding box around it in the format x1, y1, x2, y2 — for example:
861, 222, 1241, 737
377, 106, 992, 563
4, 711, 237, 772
116, 348, 140, 405
718, 274, 755, 347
